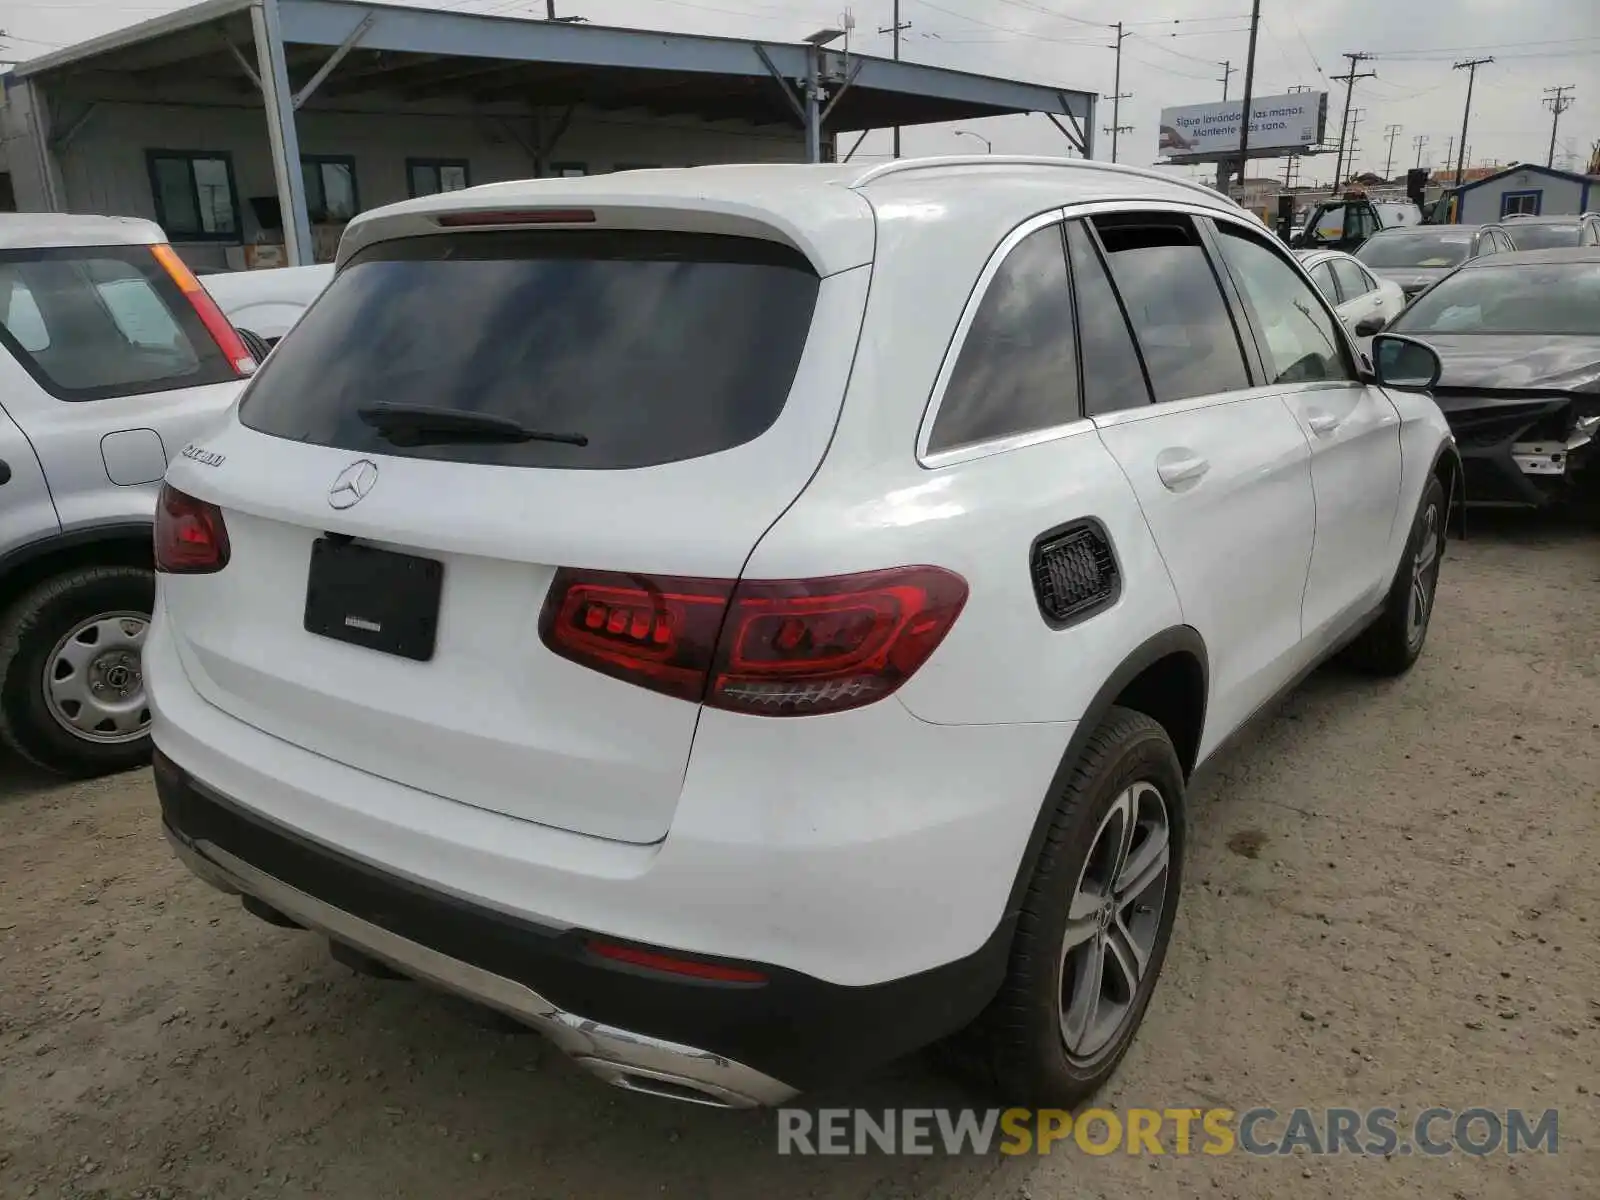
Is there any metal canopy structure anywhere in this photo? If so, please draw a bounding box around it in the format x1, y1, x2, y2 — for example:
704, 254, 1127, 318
10, 0, 1095, 263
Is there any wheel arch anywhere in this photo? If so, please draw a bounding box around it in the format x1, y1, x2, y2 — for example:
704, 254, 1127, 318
999, 625, 1209, 927
0, 523, 154, 620
1430, 438, 1465, 540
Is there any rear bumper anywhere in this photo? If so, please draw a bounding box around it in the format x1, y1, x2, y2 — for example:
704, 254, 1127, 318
156, 753, 1004, 1101
159, 778, 785, 1107
147, 596, 1075, 1097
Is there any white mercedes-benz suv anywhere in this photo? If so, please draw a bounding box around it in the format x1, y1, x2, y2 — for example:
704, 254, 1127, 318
149, 157, 1460, 1109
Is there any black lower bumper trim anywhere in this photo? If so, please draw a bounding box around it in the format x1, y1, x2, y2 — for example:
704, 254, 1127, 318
152, 750, 1009, 1091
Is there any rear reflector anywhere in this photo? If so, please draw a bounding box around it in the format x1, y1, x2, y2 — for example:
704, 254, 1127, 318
585, 940, 769, 984
435, 209, 598, 228
155, 483, 231, 574
539, 566, 967, 716
150, 244, 257, 376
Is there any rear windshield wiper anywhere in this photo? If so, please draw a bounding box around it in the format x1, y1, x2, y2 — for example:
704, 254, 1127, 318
356, 402, 588, 447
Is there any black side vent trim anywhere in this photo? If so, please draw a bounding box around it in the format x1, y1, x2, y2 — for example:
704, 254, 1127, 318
1030, 519, 1120, 629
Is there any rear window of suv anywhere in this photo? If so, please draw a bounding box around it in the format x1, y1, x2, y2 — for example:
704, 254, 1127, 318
238, 229, 822, 470
0, 246, 236, 401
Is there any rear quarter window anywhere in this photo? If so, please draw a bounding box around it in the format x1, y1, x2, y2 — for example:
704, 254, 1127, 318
0, 246, 234, 401
237, 229, 822, 470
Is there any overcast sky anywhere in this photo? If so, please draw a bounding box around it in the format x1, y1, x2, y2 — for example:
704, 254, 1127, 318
2, 0, 1595, 185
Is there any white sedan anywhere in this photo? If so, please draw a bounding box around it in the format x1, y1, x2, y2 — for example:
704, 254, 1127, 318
1294, 249, 1406, 338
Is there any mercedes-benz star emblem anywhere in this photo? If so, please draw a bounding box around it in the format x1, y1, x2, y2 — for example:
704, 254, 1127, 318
328, 459, 379, 509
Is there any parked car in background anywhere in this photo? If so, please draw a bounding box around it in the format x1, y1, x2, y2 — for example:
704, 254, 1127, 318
1291, 194, 1423, 253
1355, 224, 1513, 300
150, 158, 1460, 1111
1295, 248, 1407, 337
1480, 213, 1600, 251
1384, 246, 1600, 508
200, 263, 334, 356
0, 214, 254, 775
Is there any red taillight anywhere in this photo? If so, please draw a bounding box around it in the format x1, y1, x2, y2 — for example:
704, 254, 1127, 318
585, 939, 768, 985
154, 484, 231, 574
538, 565, 967, 716
149, 244, 257, 376
435, 209, 597, 227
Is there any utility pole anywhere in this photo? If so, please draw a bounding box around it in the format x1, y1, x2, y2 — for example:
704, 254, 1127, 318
1330, 52, 1376, 187
1231, 0, 1262, 189
1413, 133, 1429, 169
1218, 59, 1235, 100
1453, 57, 1493, 209
879, 1, 911, 158
1543, 85, 1575, 169
1346, 108, 1366, 177
1442, 135, 1454, 178
1106, 22, 1131, 164
1382, 123, 1403, 179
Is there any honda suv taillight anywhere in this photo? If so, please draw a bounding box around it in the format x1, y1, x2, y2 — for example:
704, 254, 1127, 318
155, 484, 231, 574
538, 566, 967, 716
150, 244, 257, 377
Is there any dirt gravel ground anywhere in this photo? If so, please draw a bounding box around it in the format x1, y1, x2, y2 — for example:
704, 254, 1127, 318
2, 515, 1598, 1200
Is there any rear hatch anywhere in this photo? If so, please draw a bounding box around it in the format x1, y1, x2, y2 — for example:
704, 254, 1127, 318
160, 221, 869, 844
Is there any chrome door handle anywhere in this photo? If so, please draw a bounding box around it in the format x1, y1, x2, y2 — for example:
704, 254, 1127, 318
1156, 454, 1210, 489
1306, 410, 1342, 436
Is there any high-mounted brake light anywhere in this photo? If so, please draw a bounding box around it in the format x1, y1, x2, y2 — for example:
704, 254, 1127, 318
155, 483, 231, 574
538, 566, 967, 716
435, 209, 598, 228
149, 243, 257, 376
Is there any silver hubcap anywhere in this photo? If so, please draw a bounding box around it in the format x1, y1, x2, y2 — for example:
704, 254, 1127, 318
1408, 502, 1441, 648
43, 611, 151, 743
1058, 781, 1171, 1063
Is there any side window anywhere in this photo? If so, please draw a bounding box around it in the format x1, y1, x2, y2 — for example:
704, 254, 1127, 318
1330, 258, 1371, 299
1091, 213, 1251, 403
1212, 222, 1355, 386
1063, 221, 1150, 416
5, 279, 50, 353
927, 222, 1078, 454
1308, 260, 1341, 301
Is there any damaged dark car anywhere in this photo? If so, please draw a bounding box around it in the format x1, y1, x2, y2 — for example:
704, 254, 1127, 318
1386, 247, 1600, 509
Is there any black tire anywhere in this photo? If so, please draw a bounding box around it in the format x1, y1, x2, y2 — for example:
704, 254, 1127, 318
0, 566, 156, 778
1343, 474, 1447, 677
946, 706, 1186, 1107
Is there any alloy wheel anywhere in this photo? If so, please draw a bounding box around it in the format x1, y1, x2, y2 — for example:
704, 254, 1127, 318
1058, 781, 1172, 1064
1407, 501, 1442, 649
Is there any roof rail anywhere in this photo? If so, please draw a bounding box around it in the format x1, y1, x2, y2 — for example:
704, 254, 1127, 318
847, 155, 1238, 208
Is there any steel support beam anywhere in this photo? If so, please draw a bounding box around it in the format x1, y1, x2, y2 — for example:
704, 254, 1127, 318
220, 33, 263, 90
293, 11, 374, 108
253, 0, 313, 265
820, 58, 864, 124
805, 45, 821, 163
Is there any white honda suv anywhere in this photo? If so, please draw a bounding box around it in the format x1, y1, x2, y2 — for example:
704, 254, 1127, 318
149, 158, 1460, 1109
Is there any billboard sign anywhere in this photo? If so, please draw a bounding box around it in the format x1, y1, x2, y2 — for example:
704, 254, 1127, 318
1158, 93, 1328, 162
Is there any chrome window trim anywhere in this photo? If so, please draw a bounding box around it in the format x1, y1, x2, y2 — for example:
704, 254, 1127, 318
915, 196, 1369, 469
915, 206, 1069, 467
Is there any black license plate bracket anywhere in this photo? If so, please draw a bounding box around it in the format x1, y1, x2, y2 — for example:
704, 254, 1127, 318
303, 538, 444, 662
